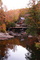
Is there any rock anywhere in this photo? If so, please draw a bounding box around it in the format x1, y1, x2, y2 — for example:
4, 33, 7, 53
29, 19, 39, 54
9, 31, 16, 36
0, 32, 14, 40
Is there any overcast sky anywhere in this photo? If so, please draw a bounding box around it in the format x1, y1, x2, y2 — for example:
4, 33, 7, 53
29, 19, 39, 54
2, 0, 29, 10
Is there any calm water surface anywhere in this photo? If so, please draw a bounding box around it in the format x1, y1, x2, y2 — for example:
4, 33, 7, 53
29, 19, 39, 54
0, 37, 40, 60
0, 37, 31, 60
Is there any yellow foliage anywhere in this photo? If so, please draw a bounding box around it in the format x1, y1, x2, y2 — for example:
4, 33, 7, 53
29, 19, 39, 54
0, 24, 6, 32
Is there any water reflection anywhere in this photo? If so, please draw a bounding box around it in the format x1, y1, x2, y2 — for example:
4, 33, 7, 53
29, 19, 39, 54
25, 45, 40, 60
4, 45, 28, 60
0, 38, 29, 60
0, 37, 40, 60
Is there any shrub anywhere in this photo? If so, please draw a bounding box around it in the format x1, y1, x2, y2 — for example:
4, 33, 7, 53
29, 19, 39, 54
6, 22, 16, 30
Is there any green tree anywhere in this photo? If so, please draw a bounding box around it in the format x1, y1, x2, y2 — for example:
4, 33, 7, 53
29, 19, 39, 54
6, 22, 16, 30
25, 0, 40, 36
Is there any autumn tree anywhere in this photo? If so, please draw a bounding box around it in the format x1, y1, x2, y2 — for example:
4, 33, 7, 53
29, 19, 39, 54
0, 0, 6, 32
25, 0, 40, 36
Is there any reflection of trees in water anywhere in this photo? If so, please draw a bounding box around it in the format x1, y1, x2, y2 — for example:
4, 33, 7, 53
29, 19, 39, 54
6, 44, 17, 52
25, 45, 40, 60
0, 43, 17, 60
3, 44, 17, 60
0, 37, 40, 60
25, 52, 36, 60
13, 45, 17, 52
0, 38, 20, 60
4, 44, 17, 59
0, 45, 7, 60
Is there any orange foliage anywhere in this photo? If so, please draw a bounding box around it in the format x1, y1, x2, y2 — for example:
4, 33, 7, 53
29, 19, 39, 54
0, 9, 5, 23
0, 24, 6, 32
5, 8, 28, 22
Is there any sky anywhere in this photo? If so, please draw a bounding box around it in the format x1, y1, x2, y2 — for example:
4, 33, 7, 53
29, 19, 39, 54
2, 0, 29, 10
